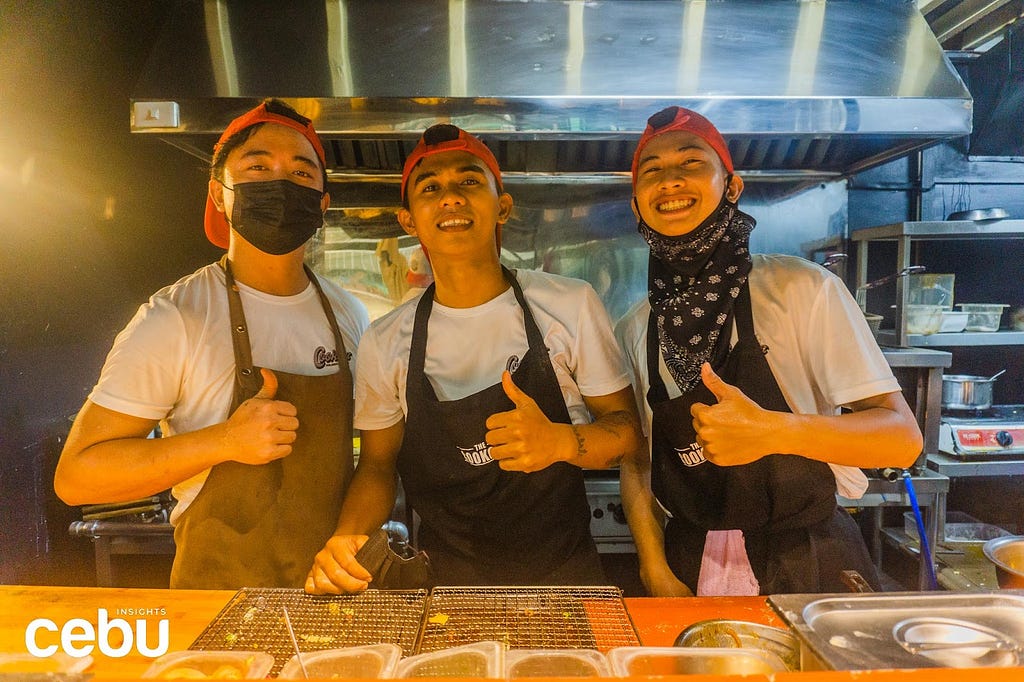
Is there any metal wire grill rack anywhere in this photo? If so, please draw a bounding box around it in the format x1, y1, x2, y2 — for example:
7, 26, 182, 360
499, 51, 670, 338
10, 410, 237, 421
418, 586, 639, 653
188, 588, 427, 677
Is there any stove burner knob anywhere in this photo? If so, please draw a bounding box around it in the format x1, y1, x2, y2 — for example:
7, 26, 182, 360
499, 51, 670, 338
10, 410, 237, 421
996, 430, 1014, 447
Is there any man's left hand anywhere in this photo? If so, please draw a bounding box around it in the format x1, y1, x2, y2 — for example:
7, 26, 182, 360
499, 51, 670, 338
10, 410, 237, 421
690, 362, 780, 466
485, 371, 575, 472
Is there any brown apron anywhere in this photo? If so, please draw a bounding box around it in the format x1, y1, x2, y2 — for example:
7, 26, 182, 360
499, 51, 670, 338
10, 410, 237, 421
170, 257, 354, 589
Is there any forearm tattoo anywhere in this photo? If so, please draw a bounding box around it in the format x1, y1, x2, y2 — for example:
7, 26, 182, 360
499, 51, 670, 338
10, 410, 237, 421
571, 425, 587, 458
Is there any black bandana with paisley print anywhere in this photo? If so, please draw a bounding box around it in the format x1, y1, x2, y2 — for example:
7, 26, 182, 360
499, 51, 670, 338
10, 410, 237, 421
638, 193, 756, 393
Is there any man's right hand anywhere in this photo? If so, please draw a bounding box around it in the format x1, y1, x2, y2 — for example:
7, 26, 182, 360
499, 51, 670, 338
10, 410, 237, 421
223, 368, 299, 465
641, 561, 694, 597
305, 534, 375, 594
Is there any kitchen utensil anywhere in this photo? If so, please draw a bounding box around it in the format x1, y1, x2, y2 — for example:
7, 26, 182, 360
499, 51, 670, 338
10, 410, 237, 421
820, 253, 847, 270
947, 207, 1010, 221
855, 265, 926, 311
418, 586, 639, 654
892, 617, 1019, 667
396, 641, 505, 679
607, 647, 787, 676
141, 651, 275, 679
938, 404, 1024, 458
188, 588, 427, 676
983, 536, 1024, 589
942, 373, 1002, 410
905, 304, 944, 335
769, 592, 1024, 671
278, 645, 403, 679
505, 649, 611, 678
939, 310, 968, 333
282, 607, 308, 679
957, 303, 1009, 332
675, 619, 800, 671
908, 273, 955, 309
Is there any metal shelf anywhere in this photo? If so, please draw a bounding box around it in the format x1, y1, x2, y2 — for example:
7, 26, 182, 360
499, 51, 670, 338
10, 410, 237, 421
851, 219, 1024, 242
927, 452, 1024, 478
853, 219, 1024, 347
877, 330, 1024, 347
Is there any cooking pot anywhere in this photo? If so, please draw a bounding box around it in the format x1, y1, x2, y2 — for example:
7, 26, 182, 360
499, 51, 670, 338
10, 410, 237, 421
941, 374, 999, 410
982, 536, 1024, 589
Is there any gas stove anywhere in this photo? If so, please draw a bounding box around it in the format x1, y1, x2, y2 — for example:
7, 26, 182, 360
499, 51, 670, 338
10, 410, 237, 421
939, 405, 1024, 459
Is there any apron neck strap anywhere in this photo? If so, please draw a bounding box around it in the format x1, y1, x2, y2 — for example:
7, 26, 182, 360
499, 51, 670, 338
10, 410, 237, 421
219, 255, 349, 397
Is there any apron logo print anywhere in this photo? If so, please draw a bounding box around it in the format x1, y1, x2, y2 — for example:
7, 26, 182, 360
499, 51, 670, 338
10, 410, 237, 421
458, 442, 495, 466
313, 345, 339, 369
505, 355, 521, 374
675, 442, 706, 467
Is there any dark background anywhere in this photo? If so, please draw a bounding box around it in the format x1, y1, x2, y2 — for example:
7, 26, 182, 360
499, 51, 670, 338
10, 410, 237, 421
0, 1, 218, 584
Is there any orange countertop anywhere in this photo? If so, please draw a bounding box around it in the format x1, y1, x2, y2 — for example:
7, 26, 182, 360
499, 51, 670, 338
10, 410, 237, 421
1, 585, 1021, 680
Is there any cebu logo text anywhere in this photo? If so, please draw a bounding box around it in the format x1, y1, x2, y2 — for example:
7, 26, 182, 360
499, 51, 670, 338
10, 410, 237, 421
25, 608, 169, 658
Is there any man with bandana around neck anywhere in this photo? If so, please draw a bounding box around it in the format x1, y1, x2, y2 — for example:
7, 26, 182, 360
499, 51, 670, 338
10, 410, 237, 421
55, 100, 369, 588
615, 106, 923, 597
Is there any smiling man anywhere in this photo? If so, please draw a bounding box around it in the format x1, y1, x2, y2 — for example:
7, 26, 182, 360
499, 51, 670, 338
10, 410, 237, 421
306, 124, 641, 592
615, 106, 923, 597
54, 100, 369, 588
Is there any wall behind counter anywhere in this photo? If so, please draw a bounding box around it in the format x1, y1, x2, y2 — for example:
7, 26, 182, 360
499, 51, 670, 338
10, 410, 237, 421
0, 1, 220, 584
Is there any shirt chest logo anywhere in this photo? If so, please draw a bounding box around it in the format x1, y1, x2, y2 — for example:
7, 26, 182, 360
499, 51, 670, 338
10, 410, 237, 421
313, 345, 339, 369
458, 442, 495, 466
675, 442, 707, 467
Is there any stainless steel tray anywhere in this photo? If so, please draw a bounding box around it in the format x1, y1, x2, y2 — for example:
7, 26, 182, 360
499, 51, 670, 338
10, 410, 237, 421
770, 591, 1024, 670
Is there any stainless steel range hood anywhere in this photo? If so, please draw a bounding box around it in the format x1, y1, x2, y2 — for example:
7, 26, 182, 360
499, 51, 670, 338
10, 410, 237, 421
131, 0, 972, 197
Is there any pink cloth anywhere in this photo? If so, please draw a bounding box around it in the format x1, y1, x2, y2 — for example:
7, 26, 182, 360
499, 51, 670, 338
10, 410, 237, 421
696, 529, 760, 596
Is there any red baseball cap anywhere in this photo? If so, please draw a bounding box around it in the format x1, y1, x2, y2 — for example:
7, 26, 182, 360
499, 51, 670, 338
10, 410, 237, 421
401, 124, 502, 201
631, 106, 734, 188
204, 101, 327, 249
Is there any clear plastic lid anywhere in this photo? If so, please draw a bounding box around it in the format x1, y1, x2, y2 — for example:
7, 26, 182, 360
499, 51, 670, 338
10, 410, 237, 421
506, 649, 610, 678
278, 644, 402, 679
607, 646, 787, 677
0, 652, 93, 675
395, 641, 504, 679
140, 650, 274, 679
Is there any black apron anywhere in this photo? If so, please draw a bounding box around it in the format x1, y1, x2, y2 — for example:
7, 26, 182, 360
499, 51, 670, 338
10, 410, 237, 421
397, 267, 604, 586
170, 257, 354, 589
647, 284, 879, 594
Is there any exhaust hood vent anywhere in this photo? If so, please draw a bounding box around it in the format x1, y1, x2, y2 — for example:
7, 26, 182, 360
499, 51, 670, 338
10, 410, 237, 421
131, 0, 972, 198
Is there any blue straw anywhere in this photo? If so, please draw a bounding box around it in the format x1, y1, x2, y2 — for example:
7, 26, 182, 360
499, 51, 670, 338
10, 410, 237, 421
902, 470, 939, 590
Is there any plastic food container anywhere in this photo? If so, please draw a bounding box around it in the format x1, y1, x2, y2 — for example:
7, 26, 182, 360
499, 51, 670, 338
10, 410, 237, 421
607, 646, 787, 676
940, 310, 969, 333
0, 652, 93, 674
395, 641, 504, 678
141, 650, 275, 679
957, 304, 1009, 332
908, 273, 955, 309
506, 649, 610, 678
905, 304, 944, 335
279, 644, 402, 679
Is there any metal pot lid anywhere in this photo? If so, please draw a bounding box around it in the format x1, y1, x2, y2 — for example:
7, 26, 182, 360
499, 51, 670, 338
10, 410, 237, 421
947, 207, 1010, 221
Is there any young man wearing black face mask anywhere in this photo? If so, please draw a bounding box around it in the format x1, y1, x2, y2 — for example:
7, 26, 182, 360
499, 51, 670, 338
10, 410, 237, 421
615, 106, 922, 597
55, 100, 369, 588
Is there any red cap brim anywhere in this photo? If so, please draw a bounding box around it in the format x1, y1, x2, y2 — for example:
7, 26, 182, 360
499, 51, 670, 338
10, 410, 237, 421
204, 102, 327, 249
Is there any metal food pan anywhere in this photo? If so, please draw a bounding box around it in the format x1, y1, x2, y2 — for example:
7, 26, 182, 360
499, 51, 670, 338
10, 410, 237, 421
418, 586, 640, 654
188, 588, 428, 677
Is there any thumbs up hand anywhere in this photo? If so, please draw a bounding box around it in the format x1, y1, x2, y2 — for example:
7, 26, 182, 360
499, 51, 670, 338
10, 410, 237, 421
689, 363, 775, 466
223, 368, 300, 465
484, 371, 572, 473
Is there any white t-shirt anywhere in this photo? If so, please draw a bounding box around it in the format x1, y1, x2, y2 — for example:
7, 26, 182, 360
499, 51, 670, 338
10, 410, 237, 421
89, 263, 369, 521
615, 254, 903, 500
355, 269, 631, 430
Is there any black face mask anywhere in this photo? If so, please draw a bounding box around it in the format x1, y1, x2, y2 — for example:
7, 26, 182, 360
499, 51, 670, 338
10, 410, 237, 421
224, 179, 324, 255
